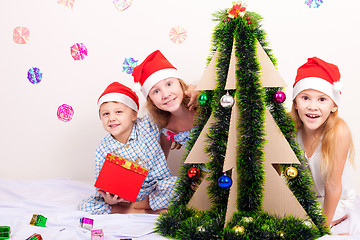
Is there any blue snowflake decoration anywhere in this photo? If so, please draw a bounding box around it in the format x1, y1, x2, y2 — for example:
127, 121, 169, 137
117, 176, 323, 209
305, 0, 323, 8
122, 57, 138, 74
27, 67, 43, 84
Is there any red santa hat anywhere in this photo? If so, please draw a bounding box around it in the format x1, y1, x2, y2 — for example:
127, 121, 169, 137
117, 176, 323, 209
292, 57, 342, 106
132, 50, 181, 97
98, 82, 139, 112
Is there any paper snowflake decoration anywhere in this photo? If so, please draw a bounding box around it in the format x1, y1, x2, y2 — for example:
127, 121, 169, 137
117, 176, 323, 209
122, 57, 138, 74
57, 104, 74, 122
305, 0, 323, 8
27, 67, 43, 84
58, 0, 75, 9
70, 43, 87, 61
169, 26, 187, 44
113, 0, 133, 11
13, 27, 30, 44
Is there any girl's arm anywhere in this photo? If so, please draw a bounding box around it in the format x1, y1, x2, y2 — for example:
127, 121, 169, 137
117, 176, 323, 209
160, 133, 172, 159
323, 122, 351, 226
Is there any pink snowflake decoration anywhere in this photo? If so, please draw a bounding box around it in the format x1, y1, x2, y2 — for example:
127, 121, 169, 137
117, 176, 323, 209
169, 26, 187, 44
70, 43, 87, 61
13, 27, 30, 44
113, 0, 133, 11
58, 0, 75, 9
57, 104, 74, 122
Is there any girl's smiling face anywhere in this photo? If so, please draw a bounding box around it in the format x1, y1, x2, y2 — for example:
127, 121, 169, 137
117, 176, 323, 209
148, 77, 184, 113
294, 89, 338, 133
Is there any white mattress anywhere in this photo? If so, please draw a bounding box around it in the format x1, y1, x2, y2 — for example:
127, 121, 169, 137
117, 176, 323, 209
0, 178, 169, 240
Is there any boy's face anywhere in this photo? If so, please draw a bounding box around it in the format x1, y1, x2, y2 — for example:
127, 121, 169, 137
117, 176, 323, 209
99, 102, 137, 144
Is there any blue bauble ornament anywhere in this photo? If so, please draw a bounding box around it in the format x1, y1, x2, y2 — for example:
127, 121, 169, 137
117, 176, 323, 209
218, 174, 232, 188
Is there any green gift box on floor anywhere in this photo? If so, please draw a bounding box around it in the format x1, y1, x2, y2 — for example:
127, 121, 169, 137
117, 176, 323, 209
0, 226, 10, 239
30, 214, 47, 227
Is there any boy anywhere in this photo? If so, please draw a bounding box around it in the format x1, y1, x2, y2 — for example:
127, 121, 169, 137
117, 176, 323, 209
79, 82, 177, 214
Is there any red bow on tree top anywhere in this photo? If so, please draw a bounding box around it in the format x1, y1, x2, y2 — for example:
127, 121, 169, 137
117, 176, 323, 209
228, 1, 247, 19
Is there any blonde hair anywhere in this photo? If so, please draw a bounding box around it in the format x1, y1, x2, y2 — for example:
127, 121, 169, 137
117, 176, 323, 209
146, 78, 197, 129
291, 104, 355, 182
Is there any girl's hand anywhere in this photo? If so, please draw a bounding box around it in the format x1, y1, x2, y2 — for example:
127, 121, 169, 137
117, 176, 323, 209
330, 214, 348, 228
185, 84, 200, 111
97, 190, 130, 205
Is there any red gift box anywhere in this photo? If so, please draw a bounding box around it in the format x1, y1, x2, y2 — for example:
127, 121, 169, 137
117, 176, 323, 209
94, 153, 149, 202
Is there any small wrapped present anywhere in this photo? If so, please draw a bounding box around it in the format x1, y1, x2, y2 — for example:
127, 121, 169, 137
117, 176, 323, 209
26, 233, 42, 240
80, 217, 94, 230
30, 214, 47, 227
0, 226, 10, 239
94, 153, 149, 202
91, 229, 104, 240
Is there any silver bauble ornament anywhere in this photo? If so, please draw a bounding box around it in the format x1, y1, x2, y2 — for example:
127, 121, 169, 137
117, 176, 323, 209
220, 92, 234, 108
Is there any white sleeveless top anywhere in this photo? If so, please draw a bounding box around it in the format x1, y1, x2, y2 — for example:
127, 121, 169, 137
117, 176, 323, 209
297, 130, 357, 220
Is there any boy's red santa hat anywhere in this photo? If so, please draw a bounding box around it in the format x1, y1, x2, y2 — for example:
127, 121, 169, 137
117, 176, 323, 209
98, 82, 139, 112
132, 50, 181, 97
293, 57, 342, 106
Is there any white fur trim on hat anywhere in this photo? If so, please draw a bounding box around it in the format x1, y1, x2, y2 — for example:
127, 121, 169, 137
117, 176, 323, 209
292, 77, 341, 106
98, 93, 138, 112
141, 68, 181, 97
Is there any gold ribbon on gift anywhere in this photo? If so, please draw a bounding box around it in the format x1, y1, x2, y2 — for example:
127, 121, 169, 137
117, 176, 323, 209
30, 214, 38, 225
105, 153, 149, 176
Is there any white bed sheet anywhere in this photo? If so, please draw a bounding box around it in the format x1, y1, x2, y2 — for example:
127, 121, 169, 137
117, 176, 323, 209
2, 178, 360, 240
0, 178, 170, 240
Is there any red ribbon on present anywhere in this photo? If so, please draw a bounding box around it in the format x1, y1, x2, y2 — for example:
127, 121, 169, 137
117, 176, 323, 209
166, 130, 176, 142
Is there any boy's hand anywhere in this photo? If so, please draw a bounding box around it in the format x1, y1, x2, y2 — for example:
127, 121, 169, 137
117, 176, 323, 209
185, 84, 200, 111
97, 190, 130, 205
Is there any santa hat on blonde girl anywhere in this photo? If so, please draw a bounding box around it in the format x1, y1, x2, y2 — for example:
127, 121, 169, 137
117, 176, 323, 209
292, 57, 343, 106
98, 82, 139, 112
132, 50, 181, 97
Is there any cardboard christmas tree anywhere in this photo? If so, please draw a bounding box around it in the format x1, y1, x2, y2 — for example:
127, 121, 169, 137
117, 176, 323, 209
156, 2, 329, 239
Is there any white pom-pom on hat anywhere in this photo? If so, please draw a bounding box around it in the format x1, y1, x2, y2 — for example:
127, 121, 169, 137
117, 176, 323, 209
333, 81, 343, 92
132, 82, 142, 93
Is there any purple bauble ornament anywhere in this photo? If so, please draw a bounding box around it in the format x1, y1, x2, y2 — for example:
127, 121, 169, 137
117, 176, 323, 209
273, 91, 286, 103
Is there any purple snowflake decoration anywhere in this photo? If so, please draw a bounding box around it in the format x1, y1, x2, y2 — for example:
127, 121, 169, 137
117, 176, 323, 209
27, 67, 43, 84
305, 0, 323, 8
122, 57, 138, 74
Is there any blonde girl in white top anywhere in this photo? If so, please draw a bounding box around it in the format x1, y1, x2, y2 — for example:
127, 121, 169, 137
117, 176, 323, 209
291, 57, 360, 235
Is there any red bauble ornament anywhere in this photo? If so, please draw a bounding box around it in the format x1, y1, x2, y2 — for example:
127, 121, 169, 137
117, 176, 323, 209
246, 17, 250, 20
187, 167, 200, 179
247, 21, 251, 24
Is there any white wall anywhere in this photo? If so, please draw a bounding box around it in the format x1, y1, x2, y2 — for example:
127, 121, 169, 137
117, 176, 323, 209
0, 0, 359, 191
